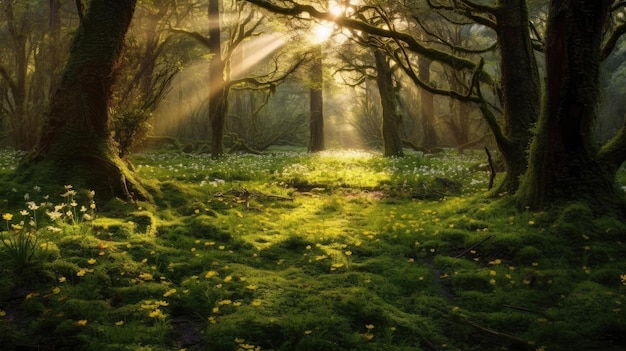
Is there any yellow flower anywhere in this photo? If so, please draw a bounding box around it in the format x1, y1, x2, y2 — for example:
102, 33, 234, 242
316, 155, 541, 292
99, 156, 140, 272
205, 270, 219, 278
164, 289, 177, 297
223, 275, 233, 283
365, 324, 375, 330
304, 330, 313, 335
344, 250, 352, 256
620, 274, 626, 285
218, 299, 232, 305
246, 284, 258, 290
52, 287, 61, 294
76, 319, 88, 326
58, 276, 66, 283
115, 320, 125, 326
76, 269, 87, 277
138, 273, 154, 280
87, 258, 96, 265
251, 299, 262, 306
2, 213, 13, 221
149, 309, 163, 318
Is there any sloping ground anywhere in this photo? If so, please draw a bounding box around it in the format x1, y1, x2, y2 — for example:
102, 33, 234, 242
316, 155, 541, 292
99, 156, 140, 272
1, 149, 625, 351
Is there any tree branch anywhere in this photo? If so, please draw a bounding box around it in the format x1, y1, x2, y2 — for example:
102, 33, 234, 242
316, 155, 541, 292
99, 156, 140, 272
245, 0, 493, 84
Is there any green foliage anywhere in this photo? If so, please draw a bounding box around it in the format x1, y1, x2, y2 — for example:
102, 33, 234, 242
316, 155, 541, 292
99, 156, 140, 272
0, 149, 625, 350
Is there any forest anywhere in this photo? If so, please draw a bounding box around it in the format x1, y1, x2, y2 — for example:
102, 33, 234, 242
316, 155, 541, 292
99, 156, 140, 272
0, 0, 626, 350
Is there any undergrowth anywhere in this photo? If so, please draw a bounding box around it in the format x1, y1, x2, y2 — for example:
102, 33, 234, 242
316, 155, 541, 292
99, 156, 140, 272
0, 148, 625, 351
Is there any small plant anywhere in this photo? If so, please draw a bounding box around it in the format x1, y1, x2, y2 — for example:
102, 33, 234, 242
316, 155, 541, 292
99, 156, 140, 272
1, 213, 38, 268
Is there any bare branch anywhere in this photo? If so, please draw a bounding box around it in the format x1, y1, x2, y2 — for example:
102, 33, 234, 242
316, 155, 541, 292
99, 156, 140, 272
245, 0, 492, 84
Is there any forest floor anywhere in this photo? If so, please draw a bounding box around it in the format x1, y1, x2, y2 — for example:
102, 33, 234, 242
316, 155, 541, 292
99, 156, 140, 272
1, 147, 626, 351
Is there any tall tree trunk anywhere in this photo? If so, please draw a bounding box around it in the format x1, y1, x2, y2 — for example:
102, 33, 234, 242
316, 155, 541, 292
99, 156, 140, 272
16, 0, 146, 202
374, 49, 403, 157
418, 56, 437, 150
308, 45, 325, 152
208, 0, 228, 158
517, 0, 617, 209
491, 0, 541, 193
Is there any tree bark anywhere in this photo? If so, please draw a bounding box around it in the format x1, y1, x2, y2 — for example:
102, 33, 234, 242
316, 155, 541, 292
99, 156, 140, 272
418, 56, 437, 150
517, 0, 617, 209
308, 45, 325, 152
491, 0, 541, 194
208, 0, 228, 158
16, 0, 147, 202
374, 49, 403, 157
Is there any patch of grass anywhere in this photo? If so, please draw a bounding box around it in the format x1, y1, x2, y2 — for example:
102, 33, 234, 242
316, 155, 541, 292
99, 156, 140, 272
0, 148, 624, 350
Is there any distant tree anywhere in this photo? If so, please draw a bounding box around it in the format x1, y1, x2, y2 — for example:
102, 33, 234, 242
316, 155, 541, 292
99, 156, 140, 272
15, 0, 149, 201
171, 0, 303, 158
373, 48, 403, 156
308, 44, 325, 152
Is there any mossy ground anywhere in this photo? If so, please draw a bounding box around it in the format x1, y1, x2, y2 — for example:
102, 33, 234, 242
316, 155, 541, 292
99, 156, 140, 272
1, 148, 625, 351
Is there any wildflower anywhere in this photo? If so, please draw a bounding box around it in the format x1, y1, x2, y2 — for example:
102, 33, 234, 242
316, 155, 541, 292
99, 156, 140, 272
52, 287, 61, 294
76, 319, 88, 326
251, 299, 262, 306
344, 250, 352, 256
149, 309, 163, 318
163, 289, 177, 297
76, 269, 87, 277
205, 270, 219, 278
46, 210, 62, 221
115, 320, 125, 326
27, 202, 39, 211
0, 310, 6, 317
58, 276, 66, 283
88, 258, 96, 265
138, 273, 154, 280
304, 330, 313, 335
223, 275, 233, 283
365, 324, 375, 330
621, 274, 626, 285
25, 292, 40, 299
488, 259, 502, 265
20, 210, 28, 216
2, 213, 13, 221
218, 299, 232, 305
246, 285, 258, 290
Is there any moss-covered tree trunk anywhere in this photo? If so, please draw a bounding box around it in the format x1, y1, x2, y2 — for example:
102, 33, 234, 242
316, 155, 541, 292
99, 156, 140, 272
16, 0, 147, 202
309, 45, 325, 152
490, 0, 541, 194
374, 49, 403, 157
517, 0, 621, 209
208, 0, 228, 159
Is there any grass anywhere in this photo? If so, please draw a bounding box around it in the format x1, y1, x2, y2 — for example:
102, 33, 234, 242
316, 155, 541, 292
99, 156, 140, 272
1, 147, 625, 351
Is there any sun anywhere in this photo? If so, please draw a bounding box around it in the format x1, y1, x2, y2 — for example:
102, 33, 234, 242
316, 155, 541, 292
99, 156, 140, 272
310, 21, 335, 44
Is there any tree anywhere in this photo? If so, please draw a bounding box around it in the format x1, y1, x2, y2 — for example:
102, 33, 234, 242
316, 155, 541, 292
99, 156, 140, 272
373, 48, 403, 156
517, 0, 626, 209
15, 0, 148, 202
308, 44, 326, 152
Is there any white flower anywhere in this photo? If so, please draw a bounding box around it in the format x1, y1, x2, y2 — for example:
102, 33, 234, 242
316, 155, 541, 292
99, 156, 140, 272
27, 202, 39, 211
46, 210, 63, 221
24, 193, 30, 201
46, 226, 62, 233
20, 210, 29, 216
